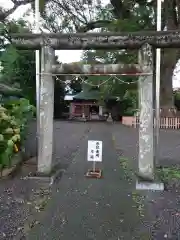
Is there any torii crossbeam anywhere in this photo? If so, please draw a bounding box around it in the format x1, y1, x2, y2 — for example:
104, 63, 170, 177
10, 30, 180, 50
10, 26, 179, 190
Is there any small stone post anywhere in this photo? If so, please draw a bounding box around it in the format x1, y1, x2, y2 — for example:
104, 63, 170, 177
38, 46, 55, 174
107, 112, 113, 122
99, 106, 103, 116
138, 43, 154, 181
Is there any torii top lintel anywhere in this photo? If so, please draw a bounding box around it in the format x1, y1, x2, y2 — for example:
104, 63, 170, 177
10, 30, 180, 50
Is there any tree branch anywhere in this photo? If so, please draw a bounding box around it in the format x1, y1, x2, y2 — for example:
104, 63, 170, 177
0, 0, 32, 22
77, 20, 112, 32
110, 0, 131, 19
0, 83, 22, 94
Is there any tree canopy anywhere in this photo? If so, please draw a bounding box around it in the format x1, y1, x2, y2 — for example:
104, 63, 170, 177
1, 0, 180, 115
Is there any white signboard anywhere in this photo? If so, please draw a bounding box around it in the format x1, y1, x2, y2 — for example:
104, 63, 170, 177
87, 140, 102, 162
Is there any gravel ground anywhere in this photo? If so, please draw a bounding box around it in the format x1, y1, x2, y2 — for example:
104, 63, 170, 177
112, 124, 180, 239
1, 122, 180, 239
0, 121, 90, 240
27, 123, 146, 240
23, 120, 90, 166
0, 178, 52, 239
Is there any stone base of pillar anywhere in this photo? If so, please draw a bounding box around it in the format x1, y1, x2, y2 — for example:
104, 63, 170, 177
136, 180, 164, 191
107, 113, 113, 122
26, 168, 65, 186
136, 171, 154, 182
82, 113, 86, 121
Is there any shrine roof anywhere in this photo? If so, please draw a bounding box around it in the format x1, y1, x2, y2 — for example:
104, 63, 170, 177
73, 89, 102, 100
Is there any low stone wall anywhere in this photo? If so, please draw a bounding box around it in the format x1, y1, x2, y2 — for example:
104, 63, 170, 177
122, 116, 136, 127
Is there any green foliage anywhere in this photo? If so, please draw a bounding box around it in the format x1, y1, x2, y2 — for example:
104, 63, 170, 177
0, 19, 36, 105
80, 3, 151, 114
174, 91, 180, 101
0, 98, 35, 168
0, 45, 36, 104
0, 19, 29, 49
156, 166, 180, 182
80, 68, 138, 113
123, 90, 138, 115
54, 79, 67, 118
70, 77, 82, 94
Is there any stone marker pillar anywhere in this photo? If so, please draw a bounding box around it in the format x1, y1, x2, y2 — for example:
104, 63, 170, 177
138, 43, 154, 181
38, 46, 55, 173
107, 112, 113, 122
99, 106, 103, 116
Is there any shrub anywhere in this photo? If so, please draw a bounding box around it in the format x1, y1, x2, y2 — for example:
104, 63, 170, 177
0, 98, 35, 169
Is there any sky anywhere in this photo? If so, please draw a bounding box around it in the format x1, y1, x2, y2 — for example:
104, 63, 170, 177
0, 0, 83, 63
1, 0, 180, 88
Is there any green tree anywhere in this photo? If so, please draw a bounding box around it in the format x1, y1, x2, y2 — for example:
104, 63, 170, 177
0, 20, 36, 104
54, 78, 67, 118
82, 47, 138, 108
69, 77, 82, 94
1, 0, 178, 115
0, 19, 35, 102
1, 18, 67, 114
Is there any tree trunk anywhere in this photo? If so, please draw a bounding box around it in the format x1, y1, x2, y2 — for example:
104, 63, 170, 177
160, 49, 179, 116
159, 0, 180, 117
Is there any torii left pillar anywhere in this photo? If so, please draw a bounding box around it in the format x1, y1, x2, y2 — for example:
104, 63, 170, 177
38, 46, 55, 174
138, 43, 154, 181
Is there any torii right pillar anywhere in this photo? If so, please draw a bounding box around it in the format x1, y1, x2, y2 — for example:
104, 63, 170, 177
138, 43, 154, 181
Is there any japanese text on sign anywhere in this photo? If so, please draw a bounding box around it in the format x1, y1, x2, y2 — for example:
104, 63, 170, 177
87, 140, 102, 162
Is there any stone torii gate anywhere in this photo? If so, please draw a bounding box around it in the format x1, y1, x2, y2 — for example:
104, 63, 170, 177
10, 30, 180, 181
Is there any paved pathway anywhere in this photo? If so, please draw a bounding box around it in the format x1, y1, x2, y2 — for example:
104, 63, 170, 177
0, 122, 89, 240
1, 122, 180, 239
24, 120, 90, 166
112, 124, 180, 167
27, 123, 149, 240
111, 124, 180, 239
27, 123, 180, 240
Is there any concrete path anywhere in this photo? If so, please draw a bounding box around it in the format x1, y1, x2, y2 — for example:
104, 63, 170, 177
0, 122, 90, 240
112, 124, 180, 239
27, 123, 147, 240
1, 122, 180, 239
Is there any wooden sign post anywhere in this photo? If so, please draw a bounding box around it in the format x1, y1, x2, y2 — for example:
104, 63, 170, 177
86, 140, 102, 178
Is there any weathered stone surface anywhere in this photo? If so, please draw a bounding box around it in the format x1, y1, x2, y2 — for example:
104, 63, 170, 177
38, 47, 55, 173
11, 30, 180, 50
52, 63, 144, 75
138, 43, 154, 180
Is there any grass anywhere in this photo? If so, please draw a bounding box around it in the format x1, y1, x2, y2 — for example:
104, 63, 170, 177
119, 156, 145, 218
119, 157, 133, 181
132, 191, 145, 217
120, 155, 180, 184
120, 157, 128, 169
156, 166, 180, 182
